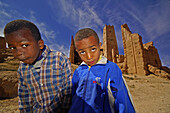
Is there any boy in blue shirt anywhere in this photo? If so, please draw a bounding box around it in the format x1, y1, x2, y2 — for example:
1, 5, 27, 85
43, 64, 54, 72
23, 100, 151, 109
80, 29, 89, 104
69, 28, 135, 113
4, 19, 72, 113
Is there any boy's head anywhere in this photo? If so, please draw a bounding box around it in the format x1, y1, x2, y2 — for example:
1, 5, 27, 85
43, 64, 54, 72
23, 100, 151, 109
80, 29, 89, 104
4, 19, 44, 64
74, 28, 101, 66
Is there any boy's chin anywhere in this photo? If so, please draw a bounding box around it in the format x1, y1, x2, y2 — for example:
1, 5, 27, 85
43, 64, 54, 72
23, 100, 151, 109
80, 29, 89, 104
87, 63, 95, 67
21, 59, 35, 64
22, 61, 33, 64
87, 61, 96, 67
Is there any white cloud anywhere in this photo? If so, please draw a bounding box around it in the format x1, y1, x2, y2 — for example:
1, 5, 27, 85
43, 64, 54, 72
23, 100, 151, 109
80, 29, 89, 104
35, 21, 56, 41
48, 0, 105, 47
121, 0, 170, 42
48, 0, 104, 31
0, 28, 3, 37
0, 1, 9, 7
77, 4, 104, 28
48, 0, 76, 25
143, 1, 170, 41
0, 1, 11, 36
0, 10, 11, 18
49, 44, 70, 57
29, 10, 37, 22
27, 11, 67, 54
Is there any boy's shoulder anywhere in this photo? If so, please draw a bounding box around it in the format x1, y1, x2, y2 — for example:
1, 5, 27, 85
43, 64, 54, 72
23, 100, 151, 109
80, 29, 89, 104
106, 60, 119, 68
106, 61, 122, 73
43, 46, 67, 59
49, 49, 64, 56
41, 45, 66, 57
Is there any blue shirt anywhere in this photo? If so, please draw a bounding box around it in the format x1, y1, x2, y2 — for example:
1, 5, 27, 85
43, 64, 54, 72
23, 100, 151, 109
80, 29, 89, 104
69, 56, 135, 113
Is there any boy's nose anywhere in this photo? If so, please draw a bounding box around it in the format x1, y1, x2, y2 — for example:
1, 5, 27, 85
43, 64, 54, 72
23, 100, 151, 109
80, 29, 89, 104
87, 52, 92, 60
16, 47, 23, 55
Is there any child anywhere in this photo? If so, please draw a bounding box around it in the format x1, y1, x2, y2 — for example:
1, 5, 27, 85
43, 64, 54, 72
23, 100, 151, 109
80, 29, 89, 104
3, 19, 72, 113
69, 28, 135, 113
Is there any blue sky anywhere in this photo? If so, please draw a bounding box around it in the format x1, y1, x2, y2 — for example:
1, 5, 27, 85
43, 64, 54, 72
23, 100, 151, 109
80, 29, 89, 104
0, 0, 170, 67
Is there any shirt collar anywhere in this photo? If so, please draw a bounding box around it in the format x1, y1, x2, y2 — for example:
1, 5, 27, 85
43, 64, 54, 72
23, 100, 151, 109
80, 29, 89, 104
41, 45, 51, 58
80, 55, 107, 67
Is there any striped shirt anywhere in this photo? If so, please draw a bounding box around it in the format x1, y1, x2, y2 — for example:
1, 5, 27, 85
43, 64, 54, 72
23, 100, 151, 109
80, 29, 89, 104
17, 45, 72, 113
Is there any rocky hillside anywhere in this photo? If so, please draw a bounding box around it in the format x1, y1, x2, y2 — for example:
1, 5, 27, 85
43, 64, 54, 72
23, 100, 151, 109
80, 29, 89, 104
0, 49, 19, 99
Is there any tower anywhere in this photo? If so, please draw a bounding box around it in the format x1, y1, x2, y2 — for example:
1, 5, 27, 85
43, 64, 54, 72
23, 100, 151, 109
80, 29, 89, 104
69, 36, 75, 64
102, 25, 119, 62
69, 36, 82, 64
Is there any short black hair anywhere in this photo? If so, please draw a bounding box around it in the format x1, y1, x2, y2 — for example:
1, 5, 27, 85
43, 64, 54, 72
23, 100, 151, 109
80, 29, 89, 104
74, 28, 99, 43
4, 19, 41, 41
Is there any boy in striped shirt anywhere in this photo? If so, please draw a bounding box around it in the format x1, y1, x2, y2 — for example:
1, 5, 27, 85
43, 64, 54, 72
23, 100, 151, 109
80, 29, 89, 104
4, 19, 72, 113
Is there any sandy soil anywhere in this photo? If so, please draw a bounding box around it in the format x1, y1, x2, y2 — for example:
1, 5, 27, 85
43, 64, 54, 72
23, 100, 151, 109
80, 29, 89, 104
0, 74, 169, 113
124, 74, 170, 113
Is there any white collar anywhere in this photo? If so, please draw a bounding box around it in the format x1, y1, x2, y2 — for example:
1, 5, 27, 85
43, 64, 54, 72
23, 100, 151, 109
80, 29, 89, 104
80, 56, 107, 66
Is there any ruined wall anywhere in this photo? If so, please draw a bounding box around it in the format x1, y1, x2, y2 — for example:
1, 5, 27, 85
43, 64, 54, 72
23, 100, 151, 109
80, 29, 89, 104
103, 25, 119, 63
131, 34, 148, 75
121, 24, 149, 75
121, 24, 131, 72
143, 42, 162, 68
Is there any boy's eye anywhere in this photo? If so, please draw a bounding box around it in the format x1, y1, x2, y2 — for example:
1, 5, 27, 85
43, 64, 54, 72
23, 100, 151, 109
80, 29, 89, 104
91, 48, 96, 52
22, 44, 28, 48
9, 47, 15, 50
80, 51, 85, 55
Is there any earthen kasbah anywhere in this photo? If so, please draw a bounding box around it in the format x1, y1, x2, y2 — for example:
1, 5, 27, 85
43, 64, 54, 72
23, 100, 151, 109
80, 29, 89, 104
69, 24, 170, 78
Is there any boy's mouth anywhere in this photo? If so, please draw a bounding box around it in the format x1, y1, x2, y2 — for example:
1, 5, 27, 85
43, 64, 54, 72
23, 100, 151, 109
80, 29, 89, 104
17, 55, 25, 60
17, 55, 29, 62
19, 57, 34, 64
88, 60, 95, 66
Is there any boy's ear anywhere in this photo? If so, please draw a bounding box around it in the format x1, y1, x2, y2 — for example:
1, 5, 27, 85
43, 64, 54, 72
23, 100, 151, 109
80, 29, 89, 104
38, 39, 44, 50
76, 49, 78, 52
99, 42, 102, 48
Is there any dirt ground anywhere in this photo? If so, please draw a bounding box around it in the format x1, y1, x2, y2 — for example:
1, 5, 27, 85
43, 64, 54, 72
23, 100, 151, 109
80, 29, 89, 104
124, 74, 170, 113
0, 74, 169, 113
